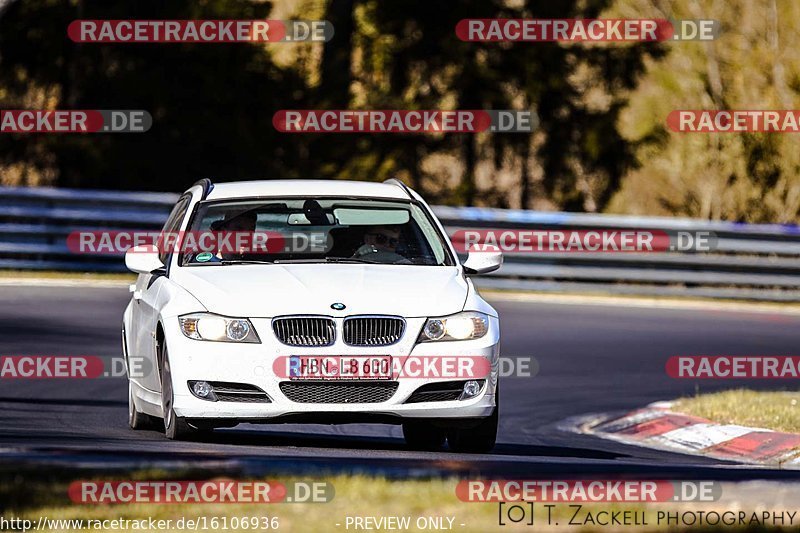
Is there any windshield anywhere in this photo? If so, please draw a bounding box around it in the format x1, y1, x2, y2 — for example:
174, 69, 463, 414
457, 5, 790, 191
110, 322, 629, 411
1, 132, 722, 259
179, 197, 454, 267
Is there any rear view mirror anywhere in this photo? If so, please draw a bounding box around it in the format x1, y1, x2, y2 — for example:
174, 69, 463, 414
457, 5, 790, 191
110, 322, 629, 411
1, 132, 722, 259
333, 208, 410, 225
462, 245, 502, 275
288, 213, 335, 225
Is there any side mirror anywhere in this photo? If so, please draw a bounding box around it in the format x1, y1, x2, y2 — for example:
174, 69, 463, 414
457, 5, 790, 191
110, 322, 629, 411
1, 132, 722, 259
462, 245, 502, 275
125, 245, 164, 274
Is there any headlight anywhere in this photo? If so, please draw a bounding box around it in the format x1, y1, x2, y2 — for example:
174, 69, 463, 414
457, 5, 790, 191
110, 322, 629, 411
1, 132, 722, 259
418, 311, 489, 342
178, 313, 260, 343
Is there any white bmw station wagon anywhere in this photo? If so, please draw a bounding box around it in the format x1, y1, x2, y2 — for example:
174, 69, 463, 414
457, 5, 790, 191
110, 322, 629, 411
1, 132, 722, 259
123, 179, 502, 452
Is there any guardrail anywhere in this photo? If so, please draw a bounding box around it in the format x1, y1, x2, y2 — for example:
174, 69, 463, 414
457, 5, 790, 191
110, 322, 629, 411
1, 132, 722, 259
0, 185, 798, 302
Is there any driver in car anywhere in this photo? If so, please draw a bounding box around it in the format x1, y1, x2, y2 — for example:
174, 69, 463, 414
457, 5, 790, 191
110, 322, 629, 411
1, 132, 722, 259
358, 225, 400, 252
216, 211, 258, 260
353, 222, 405, 259
189, 210, 258, 263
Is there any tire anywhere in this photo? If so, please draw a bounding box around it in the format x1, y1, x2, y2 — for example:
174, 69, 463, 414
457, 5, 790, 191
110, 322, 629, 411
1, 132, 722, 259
159, 340, 194, 440
402, 421, 447, 451
447, 383, 499, 453
128, 379, 156, 430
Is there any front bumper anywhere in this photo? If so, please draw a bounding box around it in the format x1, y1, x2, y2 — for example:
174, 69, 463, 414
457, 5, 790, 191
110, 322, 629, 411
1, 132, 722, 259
162, 316, 500, 422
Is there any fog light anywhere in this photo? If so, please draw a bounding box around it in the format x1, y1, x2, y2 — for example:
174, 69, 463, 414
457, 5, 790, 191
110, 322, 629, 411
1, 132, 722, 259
189, 380, 216, 401
460, 380, 482, 399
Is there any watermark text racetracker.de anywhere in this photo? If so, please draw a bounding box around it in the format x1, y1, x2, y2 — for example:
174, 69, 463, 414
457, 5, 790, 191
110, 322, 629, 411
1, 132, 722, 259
451, 228, 717, 253
67, 230, 328, 255
0, 355, 149, 379
455, 18, 720, 42
667, 356, 800, 378
273, 110, 536, 133
69, 479, 333, 504
68, 19, 333, 43
0, 110, 151, 133
459, 479, 720, 502
669, 110, 800, 133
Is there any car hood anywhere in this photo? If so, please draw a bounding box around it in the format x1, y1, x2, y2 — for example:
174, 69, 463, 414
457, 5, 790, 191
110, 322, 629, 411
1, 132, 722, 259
172, 264, 469, 317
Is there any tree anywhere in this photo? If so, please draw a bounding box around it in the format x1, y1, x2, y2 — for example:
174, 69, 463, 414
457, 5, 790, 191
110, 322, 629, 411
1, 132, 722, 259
0, 0, 309, 190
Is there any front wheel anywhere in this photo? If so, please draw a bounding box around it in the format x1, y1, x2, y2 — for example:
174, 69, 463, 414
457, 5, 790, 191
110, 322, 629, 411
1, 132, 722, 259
447, 383, 499, 453
128, 379, 156, 430
402, 421, 446, 451
159, 340, 194, 440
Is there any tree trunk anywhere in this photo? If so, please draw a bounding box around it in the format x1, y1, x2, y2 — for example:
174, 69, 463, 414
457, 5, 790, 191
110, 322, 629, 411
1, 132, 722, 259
519, 136, 531, 209
319, 0, 355, 108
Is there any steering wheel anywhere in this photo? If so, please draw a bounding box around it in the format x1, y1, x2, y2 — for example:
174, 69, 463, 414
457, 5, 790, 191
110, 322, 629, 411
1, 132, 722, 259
353, 244, 411, 264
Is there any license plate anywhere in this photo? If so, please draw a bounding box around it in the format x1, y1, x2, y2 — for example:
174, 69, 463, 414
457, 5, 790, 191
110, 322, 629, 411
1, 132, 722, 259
288, 356, 392, 380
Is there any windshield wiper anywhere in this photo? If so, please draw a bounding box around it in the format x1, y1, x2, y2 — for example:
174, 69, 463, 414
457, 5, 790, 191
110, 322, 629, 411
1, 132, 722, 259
273, 257, 374, 264
325, 257, 375, 264
216, 259, 276, 265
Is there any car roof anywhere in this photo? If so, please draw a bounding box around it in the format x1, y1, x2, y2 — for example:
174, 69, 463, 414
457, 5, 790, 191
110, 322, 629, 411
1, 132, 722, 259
202, 180, 412, 201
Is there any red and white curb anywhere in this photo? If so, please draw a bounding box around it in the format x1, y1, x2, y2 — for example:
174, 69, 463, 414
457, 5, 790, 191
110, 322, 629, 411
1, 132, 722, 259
581, 402, 800, 468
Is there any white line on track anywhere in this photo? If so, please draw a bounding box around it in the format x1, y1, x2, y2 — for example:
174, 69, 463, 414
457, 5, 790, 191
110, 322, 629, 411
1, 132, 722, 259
484, 290, 800, 316
0, 277, 131, 289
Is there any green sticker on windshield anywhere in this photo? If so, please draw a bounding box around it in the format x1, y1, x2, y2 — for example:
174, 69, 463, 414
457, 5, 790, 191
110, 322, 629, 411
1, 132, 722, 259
196, 252, 213, 263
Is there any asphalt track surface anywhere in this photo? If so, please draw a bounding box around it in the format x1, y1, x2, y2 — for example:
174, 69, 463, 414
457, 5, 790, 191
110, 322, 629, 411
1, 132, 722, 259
2, 284, 800, 480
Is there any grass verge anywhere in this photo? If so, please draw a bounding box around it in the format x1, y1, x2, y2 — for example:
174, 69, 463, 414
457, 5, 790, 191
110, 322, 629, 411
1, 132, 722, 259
674, 389, 800, 433
3, 472, 799, 532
